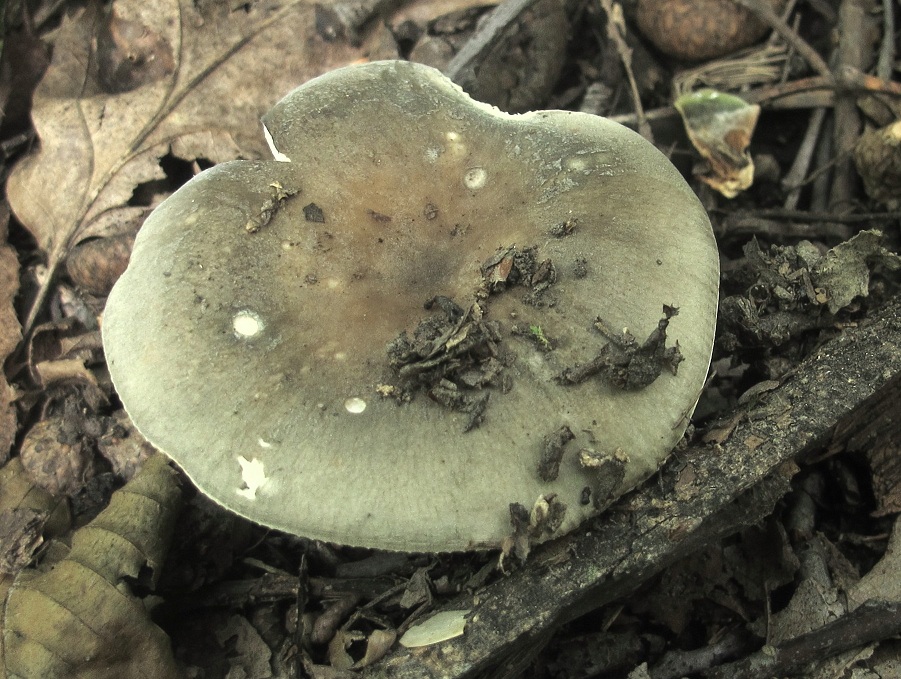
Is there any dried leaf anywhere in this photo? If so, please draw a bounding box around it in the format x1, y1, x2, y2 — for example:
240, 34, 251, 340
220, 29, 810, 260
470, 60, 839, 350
812, 230, 901, 314
7, 0, 380, 331
854, 119, 901, 209
0, 208, 19, 465
0, 454, 183, 679
356, 628, 397, 667
327, 626, 398, 670
675, 89, 760, 198
0, 458, 71, 574
97, 411, 155, 481
19, 416, 99, 497
848, 516, 901, 611
213, 615, 271, 679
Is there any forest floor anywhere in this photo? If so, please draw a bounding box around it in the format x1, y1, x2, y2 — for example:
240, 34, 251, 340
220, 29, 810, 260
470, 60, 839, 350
1, 0, 901, 677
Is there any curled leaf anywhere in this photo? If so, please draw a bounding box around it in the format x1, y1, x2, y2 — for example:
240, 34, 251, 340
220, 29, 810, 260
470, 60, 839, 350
1, 454, 183, 679
854, 120, 901, 208
675, 89, 760, 198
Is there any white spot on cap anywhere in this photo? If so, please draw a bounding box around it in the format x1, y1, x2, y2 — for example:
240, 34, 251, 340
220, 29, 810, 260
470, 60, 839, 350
233, 310, 264, 338
263, 124, 291, 162
344, 397, 367, 414
463, 167, 487, 190
566, 156, 589, 172
445, 131, 467, 158
237, 456, 268, 500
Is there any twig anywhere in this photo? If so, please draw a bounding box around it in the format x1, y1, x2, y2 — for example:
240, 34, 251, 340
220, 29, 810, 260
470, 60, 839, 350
707, 601, 901, 679
720, 207, 901, 223
314, 0, 404, 44
443, 0, 543, 84
877, 0, 895, 81
612, 67, 901, 127
831, 0, 872, 208
776, 11, 802, 83
766, 0, 798, 49
782, 107, 827, 210
650, 630, 756, 679
811, 114, 834, 212
598, 0, 652, 142
730, 0, 832, 78
720, 216, 853, 241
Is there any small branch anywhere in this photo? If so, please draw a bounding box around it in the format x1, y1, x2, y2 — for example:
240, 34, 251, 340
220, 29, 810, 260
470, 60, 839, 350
782, 107, 827, 210
730, 0, 832, 77
443, 0, 543, 84
598, 0, 652, 142
707, 601, 901, 679
831, 0, 872, 208
877, 0, 895, 81
609, 68, 901, 128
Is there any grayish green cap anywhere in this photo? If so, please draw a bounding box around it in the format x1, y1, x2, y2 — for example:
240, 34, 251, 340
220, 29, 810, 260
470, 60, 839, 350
102, 60, 719, 552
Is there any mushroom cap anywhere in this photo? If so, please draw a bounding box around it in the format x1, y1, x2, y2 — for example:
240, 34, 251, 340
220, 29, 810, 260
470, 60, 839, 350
102, 60, 719, 552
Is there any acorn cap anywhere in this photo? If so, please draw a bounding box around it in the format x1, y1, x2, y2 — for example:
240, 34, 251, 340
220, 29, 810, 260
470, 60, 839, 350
102, 60, 719, 552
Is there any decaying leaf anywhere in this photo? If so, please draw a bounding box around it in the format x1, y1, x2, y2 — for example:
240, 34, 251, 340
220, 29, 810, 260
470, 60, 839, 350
558, 306, 684, 390
213, 615, 272, 679
0, 454, 183, 679
675, 89, 760, 198
0, 209, 19, 466
719, 233, 900, 350
848, 516, 901, 611
0, 458, 71, 574
7, 0, 382, 331
328, 627, 398, 669
19, 415, 100, 497
97, 410, 155, 481
26, 319, 105, 398
854, 119, 901, 208
811, 230, 901, 314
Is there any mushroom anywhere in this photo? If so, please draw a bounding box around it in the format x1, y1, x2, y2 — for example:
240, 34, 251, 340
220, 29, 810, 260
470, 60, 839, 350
102, 60, 719, 552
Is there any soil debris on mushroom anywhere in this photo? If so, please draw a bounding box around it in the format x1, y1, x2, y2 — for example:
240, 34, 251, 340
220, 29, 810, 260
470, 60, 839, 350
537, 425, 576, 482
559, 305, 684, 390
384, 242, 562, 430
244, 181, 298, 233
385, 298, 505, 431
503, 493, 569, 565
